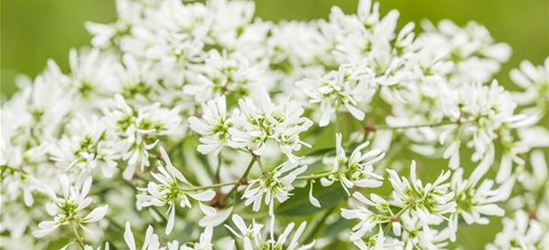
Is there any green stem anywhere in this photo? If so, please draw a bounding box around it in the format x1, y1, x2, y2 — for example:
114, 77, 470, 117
304, 203, 338, 243
533, 177, 549, 213
375, 120, 467, 131
223, 155, 258, 202
0, 165, 28, 178
150, 206, 168, 224
180, 181, 239, 192
215, 152, 222, 184
70, 221, 85, 249
296, 170, 342, 180
383, 204, 413, 235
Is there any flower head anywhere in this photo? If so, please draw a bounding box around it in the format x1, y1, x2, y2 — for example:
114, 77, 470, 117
189, 95, 233, 155
321, 133, 385, 194
33, 175, 108, 238
136, 147, 216, 235
243, 163, 307, 215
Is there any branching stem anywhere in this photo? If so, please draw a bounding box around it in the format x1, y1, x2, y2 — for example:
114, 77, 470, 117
223, 154, 259, 202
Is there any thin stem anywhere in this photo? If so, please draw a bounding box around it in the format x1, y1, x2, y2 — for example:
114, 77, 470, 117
533, 177, 549, 213
257, 159, 266, 173
106, 215, 125, 232
223, 155, 258, 202
231, 233, 243, 250
296, 170, 341, 180
384, 204, 413, 235
180, 181, 239, 192
304, 203, 338, 243
334, 118, 342, 134
70, 221, 85, 249
150, 206, 168, 224
0, 164, 28, 178
375, 120, 467, 131
215, 152, 222, 184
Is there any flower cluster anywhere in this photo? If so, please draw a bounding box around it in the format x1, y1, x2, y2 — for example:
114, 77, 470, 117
190, 89, 313, 162
341, 161, 457, 249
136, 147, 216, 235
1, 0, 547, 249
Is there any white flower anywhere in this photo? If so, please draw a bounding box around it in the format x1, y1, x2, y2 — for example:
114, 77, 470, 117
297, 67, 374, 127
321, 133, 384, 194
398, 214, 454, 250
82, 243, 110, 250
387, 161, 456, 225
0, 142, 44, 207
450, 167, 512, 235
229, 88, 312, 162
68, 48, 123, 98
49, 115, 119, 177
510, 58, 549, 107
183, 50, 264, 102
352, 227, 402, 250
198, 207, 234, 228
1, 62, 71, 148
180, 226, 233, 250
341, 192, 384, 242
264, 221, 315, 250
134, 102, 182, 136
225, 214, 264, 250
85, 21, 118, 48
420, 20, 511, 84
308, 180, 321, 208
33, 175, 108, 238
189, 95, 232, 155
520, 150, 548, 193
136, 147, 216, 235
225, 214, 314, 250
486, 210, 549, 250
124, 222, 163, 250
242, 163, 307, 215
441, 80, 528, 172
104, 94, 182, 179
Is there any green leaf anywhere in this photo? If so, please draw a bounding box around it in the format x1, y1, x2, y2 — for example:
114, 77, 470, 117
306, 147, 336, 157
276, 182, 346, 216
322, 217, 351, 238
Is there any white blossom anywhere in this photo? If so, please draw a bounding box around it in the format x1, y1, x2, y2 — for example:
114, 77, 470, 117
226, 214, 314, 250
486, 210, 549, 250
229, 88, 312, 162
243, 162, 307, 215
33, 175, 108, 238
49, 115, 119, 177
320, 133, 384, 194
297, 68, 375, 127
224, 214, 264, 250
124, 222, 163, 250
450, 167, 512, 233
136, 147, 216, 235
510, 58, 549, 108
189, 95, 232, 155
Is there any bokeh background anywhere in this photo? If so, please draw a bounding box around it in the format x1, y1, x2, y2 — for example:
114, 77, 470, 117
1, 0, 548, 247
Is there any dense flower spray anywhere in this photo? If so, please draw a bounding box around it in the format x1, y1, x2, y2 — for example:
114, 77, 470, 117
1, 0, 548, 249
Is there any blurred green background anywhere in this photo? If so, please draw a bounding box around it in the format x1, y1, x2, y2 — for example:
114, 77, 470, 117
1, 0, 548, 247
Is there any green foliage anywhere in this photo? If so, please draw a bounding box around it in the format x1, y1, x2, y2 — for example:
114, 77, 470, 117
276, 182, 346, 216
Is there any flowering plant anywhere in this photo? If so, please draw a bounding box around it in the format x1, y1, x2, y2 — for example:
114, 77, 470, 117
1, 0, 548, 249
